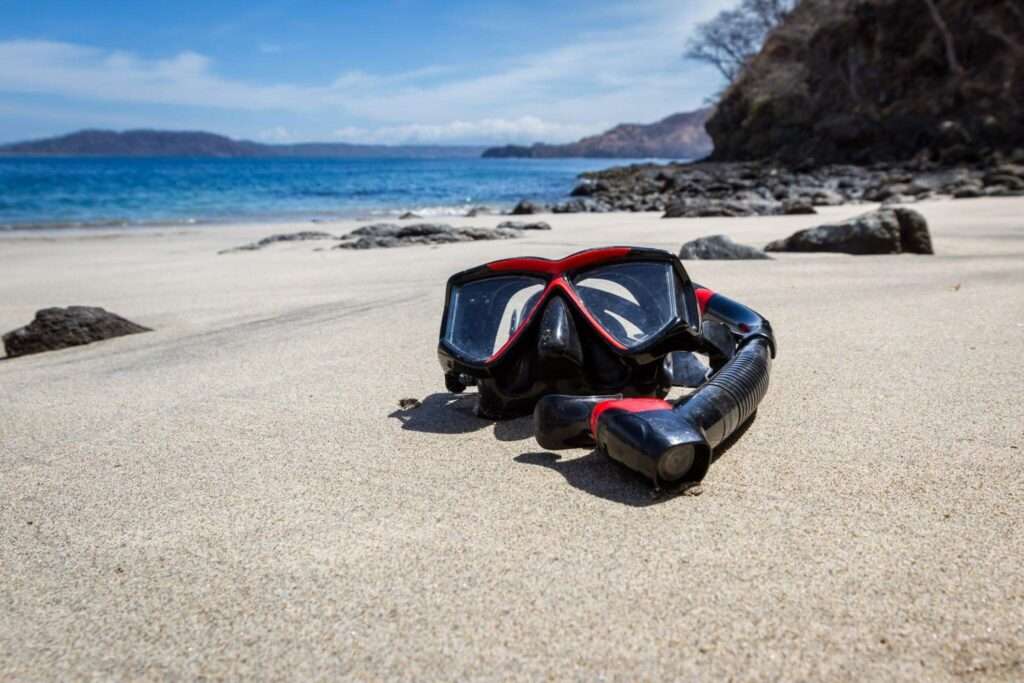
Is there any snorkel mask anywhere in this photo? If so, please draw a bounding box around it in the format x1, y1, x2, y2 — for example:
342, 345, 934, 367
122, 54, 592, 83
437, 246, 775, 487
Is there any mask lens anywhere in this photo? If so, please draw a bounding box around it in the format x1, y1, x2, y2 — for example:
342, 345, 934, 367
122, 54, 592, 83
572, 262, 677, 347
445, 276, 546, 362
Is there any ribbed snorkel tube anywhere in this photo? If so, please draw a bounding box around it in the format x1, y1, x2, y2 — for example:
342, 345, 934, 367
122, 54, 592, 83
533, 288, 775, 486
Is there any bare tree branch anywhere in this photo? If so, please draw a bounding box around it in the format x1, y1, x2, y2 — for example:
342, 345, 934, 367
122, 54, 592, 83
685, 0, 797, 85
922, 0, 966, 80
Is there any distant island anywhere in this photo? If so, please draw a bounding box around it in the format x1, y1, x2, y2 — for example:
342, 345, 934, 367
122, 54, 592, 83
0, 129, 486, 159
482, 108, 713, 159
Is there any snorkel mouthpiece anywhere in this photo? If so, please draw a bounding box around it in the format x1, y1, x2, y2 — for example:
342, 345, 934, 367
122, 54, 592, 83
593, 404, 712, 485
534, 336, 772, 487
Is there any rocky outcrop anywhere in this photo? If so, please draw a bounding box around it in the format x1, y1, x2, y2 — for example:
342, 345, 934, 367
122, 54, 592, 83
765, 208, 933, 255
334, 223, 520, 250
538, 158, 1023, 215
482, 108, 713, 159
3, 307, 151, 358
678, 235, 771, 260
706, 0, 1024, 164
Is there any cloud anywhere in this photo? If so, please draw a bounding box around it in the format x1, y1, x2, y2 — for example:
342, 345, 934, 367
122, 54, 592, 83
0, 2, 729, 144
333, 117, 596, 145
257, 126, 293, 142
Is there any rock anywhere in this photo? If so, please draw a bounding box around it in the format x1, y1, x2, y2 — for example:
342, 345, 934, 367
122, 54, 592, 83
678, 235, 772, 260
3, 306, 151, 358
335, 223, 520, 250
781, 199, 816, 215
219, 231, 337, 254
982, 173, 1024, 190
398, 211, 420, 220
465, 206, 491, 217
810, 189, 845, 206
893, 208, 933, 255
953, 186, 984, 199
511, 200, 542, 215
765, 208, 933, 256
551, 198, 605, 213
348, 223, 402, 238
496, 220, 551, 231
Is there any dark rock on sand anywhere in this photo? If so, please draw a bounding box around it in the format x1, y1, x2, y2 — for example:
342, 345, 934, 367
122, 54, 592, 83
678, 235, 771, 260
765, 208, 933, 255
496, 220, 551, 231
3, 306, 151, 358
510, 200, 543, 215
219, 231, 337, 254
782, 199, 816, 215
398, 211, 421, 220
335, 223, 520, 250
465, 206, 492, 217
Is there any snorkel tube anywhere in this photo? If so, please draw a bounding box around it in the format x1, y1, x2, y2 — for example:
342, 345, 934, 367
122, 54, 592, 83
534, 287, 775, 488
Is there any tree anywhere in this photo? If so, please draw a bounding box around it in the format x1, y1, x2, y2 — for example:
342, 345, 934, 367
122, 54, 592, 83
686, 0, 798, 84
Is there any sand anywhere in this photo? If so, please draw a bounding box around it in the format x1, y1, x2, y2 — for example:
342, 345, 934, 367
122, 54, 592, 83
1, 198, 1022, 681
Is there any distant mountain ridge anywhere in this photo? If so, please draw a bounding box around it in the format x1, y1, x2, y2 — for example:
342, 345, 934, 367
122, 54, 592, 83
482, 108, 713, 159
0, 129, 486, 158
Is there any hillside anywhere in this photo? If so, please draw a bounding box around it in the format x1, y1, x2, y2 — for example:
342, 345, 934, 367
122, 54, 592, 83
483, 108, 713, 159
0, 129, 486, 158
707, 0, 1024, 164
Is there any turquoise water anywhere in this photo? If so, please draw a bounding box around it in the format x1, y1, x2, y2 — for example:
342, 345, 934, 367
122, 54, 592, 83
0, 157, 643, 230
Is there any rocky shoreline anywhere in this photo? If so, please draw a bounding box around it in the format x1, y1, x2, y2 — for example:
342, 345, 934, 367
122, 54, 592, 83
509, 156, 1024, 217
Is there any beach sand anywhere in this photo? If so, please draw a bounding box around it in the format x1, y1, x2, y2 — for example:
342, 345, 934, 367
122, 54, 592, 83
1, 199, 1022, 680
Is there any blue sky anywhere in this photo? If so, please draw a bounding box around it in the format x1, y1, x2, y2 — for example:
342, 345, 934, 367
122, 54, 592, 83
0, 0, 730, 145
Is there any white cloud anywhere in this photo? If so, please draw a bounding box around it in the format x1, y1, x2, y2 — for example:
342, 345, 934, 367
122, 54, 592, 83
257, 126, 293, 142
333, 117, 596, 145
0, 2, 729, 144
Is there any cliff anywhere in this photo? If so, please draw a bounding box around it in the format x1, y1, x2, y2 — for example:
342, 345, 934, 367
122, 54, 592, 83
707, 0, 1024, 164
483, 108, 713, 159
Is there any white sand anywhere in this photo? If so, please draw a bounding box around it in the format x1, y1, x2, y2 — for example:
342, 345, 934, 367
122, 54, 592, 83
1, 199, 1022, 680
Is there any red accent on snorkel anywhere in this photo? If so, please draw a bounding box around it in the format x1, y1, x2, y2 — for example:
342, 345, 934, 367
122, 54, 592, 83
695, 287, 715, 314
589, 398, 674, 437
484, 277, 629, 363
487, 247, 632, 275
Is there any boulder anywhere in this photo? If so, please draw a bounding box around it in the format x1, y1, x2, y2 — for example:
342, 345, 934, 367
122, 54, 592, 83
781, 199, 817, 215
765, 208, 933, 255
398, 211, 421, 220
678, 235, 772, 260
510, 200, 542, 215
3, 307, 151, 358
893, 208, 933, 255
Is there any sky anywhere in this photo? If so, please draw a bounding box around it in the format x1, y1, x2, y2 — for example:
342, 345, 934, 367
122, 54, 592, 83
0, 0, 731, 146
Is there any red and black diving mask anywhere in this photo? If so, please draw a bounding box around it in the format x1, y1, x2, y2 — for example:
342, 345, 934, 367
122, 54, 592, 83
437, 246, 776, 487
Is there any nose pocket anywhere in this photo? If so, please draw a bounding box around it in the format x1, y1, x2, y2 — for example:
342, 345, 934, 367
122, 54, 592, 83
537, 297, 584, 367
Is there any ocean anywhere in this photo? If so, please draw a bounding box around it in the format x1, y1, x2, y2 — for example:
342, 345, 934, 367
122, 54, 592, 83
0, 156, 647, 230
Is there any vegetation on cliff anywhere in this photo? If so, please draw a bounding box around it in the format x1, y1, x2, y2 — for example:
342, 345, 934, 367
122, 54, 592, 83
706, 0, 1024, 164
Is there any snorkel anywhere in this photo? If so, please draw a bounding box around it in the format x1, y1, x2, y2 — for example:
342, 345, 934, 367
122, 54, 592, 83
437, 247, 775, 487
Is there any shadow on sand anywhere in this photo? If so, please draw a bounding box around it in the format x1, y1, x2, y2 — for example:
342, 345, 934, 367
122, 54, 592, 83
515, 413, 759, 507
388, 392, 535, 441
391, 393, 759, 506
